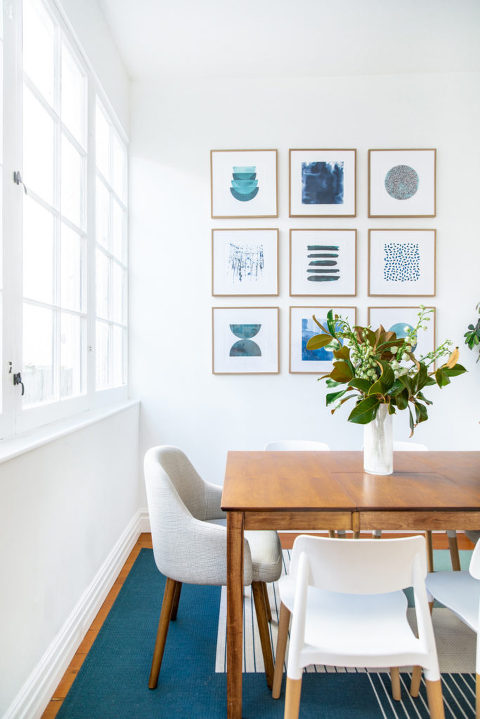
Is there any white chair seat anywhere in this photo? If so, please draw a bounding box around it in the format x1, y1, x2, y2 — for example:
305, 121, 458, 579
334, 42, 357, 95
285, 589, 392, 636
426, 570, 480, 632
278, 575, 422, 666
208, 519, 282, 583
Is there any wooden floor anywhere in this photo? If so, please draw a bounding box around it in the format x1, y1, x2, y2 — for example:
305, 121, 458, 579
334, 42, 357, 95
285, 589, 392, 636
41, 531, 474, 718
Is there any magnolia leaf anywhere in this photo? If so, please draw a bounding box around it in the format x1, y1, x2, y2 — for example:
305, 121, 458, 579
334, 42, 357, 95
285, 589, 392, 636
330, 361, 353, 383
306, 333, 333, 350
326, 378, 342, 388
333, 345, 350, 361
312, 315, 330, 335
395, 388, 409, 410
444, 347, 459, 368
326, 389, 347, 406
408, 405, 415, 437
348, 378, 371, 393
326, 309, 337, 336
417, 390, 433, 406
435, 367, 451, 388
347, 396, 380, 425
443, 363, 467, 377
414, 401, 428, 424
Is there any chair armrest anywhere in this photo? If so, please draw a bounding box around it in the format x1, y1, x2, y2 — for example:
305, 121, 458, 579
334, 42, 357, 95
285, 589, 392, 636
204, 481, 227, 521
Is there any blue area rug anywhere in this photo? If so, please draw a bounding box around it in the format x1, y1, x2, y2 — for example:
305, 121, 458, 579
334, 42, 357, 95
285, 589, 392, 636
56, 549, 475, 719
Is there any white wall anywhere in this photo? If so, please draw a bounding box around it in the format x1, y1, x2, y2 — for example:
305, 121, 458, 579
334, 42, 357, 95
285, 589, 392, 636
0, 405, 139, 717
130, 72, 480, 487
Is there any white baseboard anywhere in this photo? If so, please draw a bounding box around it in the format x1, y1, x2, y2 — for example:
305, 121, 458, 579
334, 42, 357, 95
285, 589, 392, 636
4, 509, 145, 719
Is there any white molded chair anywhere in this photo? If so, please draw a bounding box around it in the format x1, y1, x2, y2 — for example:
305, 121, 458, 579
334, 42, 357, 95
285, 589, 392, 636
426, 538, 480, 718
273, 535, 445, 719
144, 446, 282, 689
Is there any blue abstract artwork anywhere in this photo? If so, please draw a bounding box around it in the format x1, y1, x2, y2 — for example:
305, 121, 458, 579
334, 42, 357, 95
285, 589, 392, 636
301, 162, 344, 205
306, 244, 340, 284
384, 165, 419, 200
229, 324, 262, 356
383, 242, 420, 282
388, 322, 417, 352
230, 166, 259, 202
228, 243, 264, 284
301, 318, 342, 361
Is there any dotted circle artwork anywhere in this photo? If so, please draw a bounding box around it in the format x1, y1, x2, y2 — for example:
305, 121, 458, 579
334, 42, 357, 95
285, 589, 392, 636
383, 242, 420, 282
384, 165, 419, 200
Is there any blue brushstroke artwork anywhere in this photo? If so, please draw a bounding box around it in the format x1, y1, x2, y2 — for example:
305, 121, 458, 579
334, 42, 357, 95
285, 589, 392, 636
384, 165, 419, 200
301, 162, 344, 205
306, 244, 340, 283
230, 166, 259, 202
388, 322, 417, 352
228, 243, 264, 284
302, 318, 342, 361
229, 324, 262, 356
384, 242, 420, 282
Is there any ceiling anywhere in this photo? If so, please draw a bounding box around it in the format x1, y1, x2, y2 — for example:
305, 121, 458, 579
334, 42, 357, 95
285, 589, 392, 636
99, 0, 480, 80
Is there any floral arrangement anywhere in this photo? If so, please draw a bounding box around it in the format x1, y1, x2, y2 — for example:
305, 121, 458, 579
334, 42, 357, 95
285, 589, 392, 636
464, 303, 480, 362
307, 307, 466, 435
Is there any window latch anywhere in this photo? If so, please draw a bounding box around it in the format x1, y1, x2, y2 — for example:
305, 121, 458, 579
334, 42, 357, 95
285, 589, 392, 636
13, 372, 25, 396
13, 171, 27, 195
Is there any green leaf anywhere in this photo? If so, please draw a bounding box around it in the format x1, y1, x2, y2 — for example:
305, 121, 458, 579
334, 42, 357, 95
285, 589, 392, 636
388, 403, 396, 415
435, 368, 451, 388
414, 363, 429, 392
395, 388, 409, 410
408, 405, 415, 437
348, 378, 371, 393
387, 379, 404, 396
398, 374, 413, 395
347, 396, 380, 425
330, 361, 353, 383
331, 393, 357, 414
326, 389, 347, 406
306, 333, 333, 350
326, 378, 341, 388
443, 364, 467, 377
368, 359, 395, 395
326, 309, 336, 336
414, 401, 428, 424
417, 391, 433, 406
423, 375, 436, 386
333, 345, 350, 361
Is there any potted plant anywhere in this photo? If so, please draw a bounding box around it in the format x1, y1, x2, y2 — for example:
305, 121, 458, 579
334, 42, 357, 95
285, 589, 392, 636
307, 306, 467, 475
464, 303, 480, 362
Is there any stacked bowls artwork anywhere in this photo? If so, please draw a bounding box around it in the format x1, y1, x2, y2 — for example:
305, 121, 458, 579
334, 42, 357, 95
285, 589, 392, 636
230, 166, 259, 202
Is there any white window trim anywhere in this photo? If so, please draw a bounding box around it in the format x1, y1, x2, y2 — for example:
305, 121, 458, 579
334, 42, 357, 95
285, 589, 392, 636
1, 0, 129, 441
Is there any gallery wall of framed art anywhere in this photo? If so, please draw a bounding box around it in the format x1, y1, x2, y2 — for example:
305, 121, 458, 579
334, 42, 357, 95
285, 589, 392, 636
209, 147, 438, 376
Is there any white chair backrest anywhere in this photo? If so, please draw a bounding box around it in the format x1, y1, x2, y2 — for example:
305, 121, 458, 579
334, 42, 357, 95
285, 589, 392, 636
393, 441, 428, 451
470, 538, 480, 580
290, 534, 426, 595
265, 440, 330, 451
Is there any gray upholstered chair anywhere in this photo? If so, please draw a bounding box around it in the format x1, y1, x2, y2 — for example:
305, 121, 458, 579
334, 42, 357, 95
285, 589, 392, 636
144, 445, 282, 690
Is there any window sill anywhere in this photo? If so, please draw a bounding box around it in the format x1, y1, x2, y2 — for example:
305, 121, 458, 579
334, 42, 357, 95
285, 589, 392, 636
0, 399, 139, 465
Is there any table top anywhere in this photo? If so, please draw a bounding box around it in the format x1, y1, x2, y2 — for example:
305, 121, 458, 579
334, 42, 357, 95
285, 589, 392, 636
221, 451, 480, 512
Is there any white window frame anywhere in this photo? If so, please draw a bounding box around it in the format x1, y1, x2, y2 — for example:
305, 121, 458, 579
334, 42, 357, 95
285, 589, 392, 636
0, 0, 129, 439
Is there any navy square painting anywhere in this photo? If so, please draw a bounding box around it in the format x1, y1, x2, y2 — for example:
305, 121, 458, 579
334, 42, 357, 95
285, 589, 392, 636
301, 162, 344, 205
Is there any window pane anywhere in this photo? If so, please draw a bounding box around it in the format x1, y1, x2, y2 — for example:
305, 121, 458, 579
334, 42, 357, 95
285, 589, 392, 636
112, 325, 125, 387
112, 198, 126, 262
61, 42, 86, 146
23, 0, 54, 105
96, 321, 109, 389
23, 303, 54, 406
112, 131, 126, 201
112, 262, 126, 324
95, 102, 110, 180
23, 198, 54, 304
60, 312, 84, 398
61, 224, 84, 312
61, 134, 84, 228
96, 177, 110, 250
23, 87, 54, 204
96, 249, 109, 319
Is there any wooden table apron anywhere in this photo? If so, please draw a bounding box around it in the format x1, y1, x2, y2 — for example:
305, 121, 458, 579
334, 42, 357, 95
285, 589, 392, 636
221, 451, 480, 719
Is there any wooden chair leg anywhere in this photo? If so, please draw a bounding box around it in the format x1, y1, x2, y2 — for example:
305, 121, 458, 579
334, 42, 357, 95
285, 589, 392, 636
390, 667, 401, 700
447, 531, 461, 571
252, 581, 274, 689
425, 679, 445, 719
261, 581, 272, 622
410, 665, 422, 697
476, 673, 480, 719
285, 677, 302, 719
148, 577, 178, 689
272, 602, 291, 699
425, 531, 434, 573
170, 581, 182, 621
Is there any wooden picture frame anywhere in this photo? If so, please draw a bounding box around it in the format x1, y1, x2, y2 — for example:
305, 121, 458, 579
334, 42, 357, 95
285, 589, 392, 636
368, 306, 436, 360
289, 148, 356, 217
210, 149, 278, 218
212, 306, 279, 374
211, 228, 279, 297
290, 228, 357, 297
289, 305, 357, 374
368, 149, 436, 217
368, 229, 436, 297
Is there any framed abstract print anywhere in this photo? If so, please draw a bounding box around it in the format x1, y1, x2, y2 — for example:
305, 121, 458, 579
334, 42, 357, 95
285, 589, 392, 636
289, 149, 356, 217
369, 229, 436, 297
290, 229, 356, 296
212, 228, 279, 296
289, 305, 357, 374
368, 306, 436, 360
210, 149, 278, 218
368, 149, 436, 217
212, 307, 279, 374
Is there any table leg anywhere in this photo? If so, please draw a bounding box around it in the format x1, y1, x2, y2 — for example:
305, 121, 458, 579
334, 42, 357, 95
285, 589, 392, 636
227, 511, 244, 719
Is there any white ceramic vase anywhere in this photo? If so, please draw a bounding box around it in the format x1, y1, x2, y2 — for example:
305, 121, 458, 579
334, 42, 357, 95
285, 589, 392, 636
363, 403, 393, 475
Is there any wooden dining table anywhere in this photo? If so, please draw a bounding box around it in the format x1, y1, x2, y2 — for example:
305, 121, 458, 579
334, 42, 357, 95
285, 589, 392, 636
221, 450, 480, 719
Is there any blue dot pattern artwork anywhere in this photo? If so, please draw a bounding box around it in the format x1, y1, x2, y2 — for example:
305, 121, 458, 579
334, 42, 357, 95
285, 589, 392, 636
383, 242, 420, 282
384, 165, 419, 200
